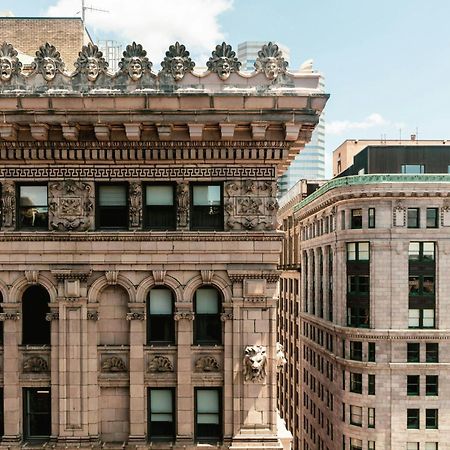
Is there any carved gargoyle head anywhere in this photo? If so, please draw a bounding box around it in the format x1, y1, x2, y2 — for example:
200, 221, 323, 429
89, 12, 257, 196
75, 43, 108, 82
32, 43, 65, 81
254, 42, 288, 80
207, 42, 241, 80
0, 42, 22, 81
243, 345, 267, 382
119, 42, 152, 81
161, 42, 195, 81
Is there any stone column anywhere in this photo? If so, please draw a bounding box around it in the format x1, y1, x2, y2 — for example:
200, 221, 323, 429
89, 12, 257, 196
221, 307, 233, 442
47, 305, 59, 441
1, 308, 21, 443
127, 307, 146, 443
174, 308, 194, 444
335, 243, 346, 327
86, 306, 99, 441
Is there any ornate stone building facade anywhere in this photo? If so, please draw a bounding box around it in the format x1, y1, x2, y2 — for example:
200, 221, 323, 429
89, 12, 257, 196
278, 173, 450, 450
0, 41, 327, 449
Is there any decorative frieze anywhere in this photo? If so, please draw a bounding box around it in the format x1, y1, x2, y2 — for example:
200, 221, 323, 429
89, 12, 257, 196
147, 355, 174, 373
243, 345, 267, 382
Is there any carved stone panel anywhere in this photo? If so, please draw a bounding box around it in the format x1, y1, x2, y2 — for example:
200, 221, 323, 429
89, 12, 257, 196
48, 180, 94, 231
224, 180, 277, 231
393, 203, 406, 227
23, 356, 49, 373
101, 356, 127, 373
195, 355, 220, 372
442, 206, 450, 227
129, 182, 142, 229
1, 180, 15, 229
176, 182, 189, 229
147, 355, 174, 373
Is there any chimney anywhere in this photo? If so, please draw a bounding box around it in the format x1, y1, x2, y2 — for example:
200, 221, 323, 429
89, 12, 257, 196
410, 134, 416, 141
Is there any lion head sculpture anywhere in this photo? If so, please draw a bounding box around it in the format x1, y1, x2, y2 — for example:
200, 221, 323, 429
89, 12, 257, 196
243, 345, 267, 382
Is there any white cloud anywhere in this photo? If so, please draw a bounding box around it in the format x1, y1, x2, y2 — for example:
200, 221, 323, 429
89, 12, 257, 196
326, 113, 388, 136
46, 0, 233, 65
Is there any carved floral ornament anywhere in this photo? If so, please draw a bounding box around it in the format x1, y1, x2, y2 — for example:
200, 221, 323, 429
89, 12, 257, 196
148, 355, 173, 373
23, 356, 49, 373
101, 356, 127, 373
0, 41, 292, 83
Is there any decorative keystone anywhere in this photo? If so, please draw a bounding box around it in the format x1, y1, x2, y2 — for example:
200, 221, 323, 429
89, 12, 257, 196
61, 124, 79, 141
124, 123, 142, 141
251, 122, 268, 140
219, 123, 235, 139
29, 123, 49, 141
188, 123, 204, 140
0, 124, 17, 140
284, 123, 301, 141
94, 124, 110, 141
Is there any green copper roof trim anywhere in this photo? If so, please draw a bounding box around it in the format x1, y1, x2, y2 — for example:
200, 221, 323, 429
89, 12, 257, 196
293, 174, 450, 212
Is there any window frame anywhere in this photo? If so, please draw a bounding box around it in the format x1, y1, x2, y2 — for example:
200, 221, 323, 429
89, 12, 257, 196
349, 405, 362, 427
193, 286, 222, 345
17, 183, 49, 230
368, 374, 376, 395
425, 408, 438, 429
368, 342, 376, 362
368, 407, 375, 428
349, 372, 362, 394
426, 208, 439, 229
407, 375, 420, 396
349, 341, 363, 361
346, 242, 370, 261
368, 207, 375, 228
407, 342, 420, 363
96, 183, 129, 230
407, 208, 420, 228
426, 343, 439, 362
407, 408, 420, 429
146, 288, 175, 345
350, 208, 363, 229
194, 387, 222, 443
147, 387, 176, 442
190, 183, 223, 231
144, 183, 177, 231
426, 375, 438, 396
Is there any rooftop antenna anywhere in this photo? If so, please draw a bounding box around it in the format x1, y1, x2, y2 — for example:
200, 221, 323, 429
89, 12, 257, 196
79, 0, 109, 23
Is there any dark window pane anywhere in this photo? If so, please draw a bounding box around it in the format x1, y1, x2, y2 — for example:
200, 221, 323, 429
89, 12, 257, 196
368, 208, 375, 228
351, 209, 362, 229
426, 375, 438, 396
350, 373, 362, 394
426, 409, 438, 429
196, 388, 222, 442
407, 343, 420, 362
407, 409, 419, 429
194, 288, 221, 345
350, 342, 362, 361
368, 374, 375, 395
190, 185, 223, 231
426, 343, 439, 362
426, 208, 438, 228
22, 286, 50, 345
147, 289, 174, 344
145, 185, 176, 230
407, 375, 420, 396
407, 208, 420, 228
24, 388, 51, 439
368, 343, 376, 362
98, 185, 128, 228
148, 388, 175, 441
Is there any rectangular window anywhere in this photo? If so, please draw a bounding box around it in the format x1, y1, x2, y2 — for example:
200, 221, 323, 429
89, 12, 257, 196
346, 242, 370, 261
368, 407, 375, 428
350, 373, 362, 394
409, 275, 434, 295
426, 409, 438, 429
407, 208, 420, 228
145, 184, 176, 230
426, 375, 438, 396
195, 388, 222, 442
347, 307, 369, 328
341, 210, 345, 230
349, 341, 363, 361
97, 184, 128, 229
401, 164, 424, 174
368, 342, 376, 362
350, 209, 362, 229
368, 374, 375, 395
18, 185, 48, 230
148, 388, 175, 441
407, 375, 420, 396
368, 208, 375, 228
194, 288, 221, 345
407, 408, 420, 429
408, 308, 435, 329
349, 405, 362, 426
190, 184, 223, 231
425, 443, 438, 450
23, 388, 51, 439
426, 343, 439, 362
368, 442, 375, 450
426, 208, 438, 228
407, 343, 420, 362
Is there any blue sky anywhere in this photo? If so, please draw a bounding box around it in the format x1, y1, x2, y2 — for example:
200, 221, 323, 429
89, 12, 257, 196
2, 0, 450, 175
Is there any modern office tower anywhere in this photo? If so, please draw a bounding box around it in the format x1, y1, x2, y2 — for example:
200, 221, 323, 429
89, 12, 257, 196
278, 146, 450, 450
0, 40, 327, 448
238, 42, 326, 198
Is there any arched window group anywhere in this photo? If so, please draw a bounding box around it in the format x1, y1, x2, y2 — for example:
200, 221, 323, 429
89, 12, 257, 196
146, 286, 222, 345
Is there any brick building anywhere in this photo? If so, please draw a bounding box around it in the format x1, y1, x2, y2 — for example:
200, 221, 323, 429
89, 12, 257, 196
0, 40, 327, 448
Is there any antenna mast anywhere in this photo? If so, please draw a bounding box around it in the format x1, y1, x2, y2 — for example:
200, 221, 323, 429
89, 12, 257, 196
80, 0, 109, 23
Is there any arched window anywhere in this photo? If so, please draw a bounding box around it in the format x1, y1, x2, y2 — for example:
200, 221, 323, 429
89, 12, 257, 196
147, 288, 174, 344
22, 285, 50, 345
194, 287, 221, 345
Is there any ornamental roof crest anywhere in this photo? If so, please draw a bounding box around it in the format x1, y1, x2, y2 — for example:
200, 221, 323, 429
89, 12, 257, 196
207, 42, 241, 80
32, 43, 65, 81
0, 42, 22, 81
75, 43, 108, 82
118, 42, 153, 81
160, 42, 195, 81
254, 42, 288, 80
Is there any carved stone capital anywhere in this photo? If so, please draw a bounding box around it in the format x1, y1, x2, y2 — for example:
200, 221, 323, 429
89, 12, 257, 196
87, 310, 99, 321
45, 312, 59, 321
126, 312, 145, 321
174, 311, 194, 321
0, 312, 20, 321
220, 312, 233, 321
